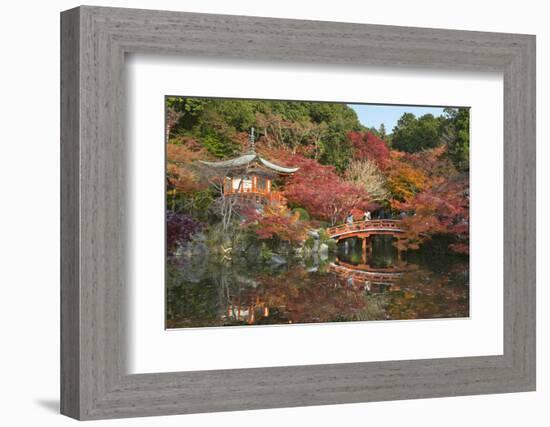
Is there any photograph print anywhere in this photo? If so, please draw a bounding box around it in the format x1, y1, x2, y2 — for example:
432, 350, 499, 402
165, 97, 470, 329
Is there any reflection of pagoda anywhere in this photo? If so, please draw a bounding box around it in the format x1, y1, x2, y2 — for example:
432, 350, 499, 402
225, 301, 271, 325
199, 128, 298, 205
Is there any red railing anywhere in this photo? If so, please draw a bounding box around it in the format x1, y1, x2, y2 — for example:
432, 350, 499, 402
223, 187, 286, 204
224, 186, 268, 196
327, 219, 405, 239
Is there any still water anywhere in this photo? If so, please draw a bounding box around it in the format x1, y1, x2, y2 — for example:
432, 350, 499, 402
166, 235, 469, 328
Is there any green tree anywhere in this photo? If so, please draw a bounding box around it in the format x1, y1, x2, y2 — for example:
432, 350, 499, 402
442, 107, 470, 171
211, 99, 256, 131
167, 97, 363, 169
166, 97, 208, 139
391, 113, 443, 153
196, 109, 240, 157
307, 103, 362, 171
378, 123, 387, 139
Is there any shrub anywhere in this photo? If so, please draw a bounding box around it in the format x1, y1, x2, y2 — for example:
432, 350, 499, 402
292, 207, 310, 221
166, 211, 202, 253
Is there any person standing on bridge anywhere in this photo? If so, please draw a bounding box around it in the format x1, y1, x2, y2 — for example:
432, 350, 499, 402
363, 210, 371, 221
346, 212, 354, 225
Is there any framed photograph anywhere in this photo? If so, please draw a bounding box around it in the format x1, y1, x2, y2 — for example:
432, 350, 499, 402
61, 6, 536, 420
164, 97, 472, 330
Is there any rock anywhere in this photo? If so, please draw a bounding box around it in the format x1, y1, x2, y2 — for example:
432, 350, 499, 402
176, 241, 209, 259
245, 243, 263, 262
270, 254, 287, 266
308, 230, 320, 240
177, 251, 210, 283
319, 243, 329, 260
193, 232, 207, 242
326, 238, 337, 252
235, 275, 259, 288
310, 253, 319, 267
311, 239, 320, 252
293, 246, 304, 257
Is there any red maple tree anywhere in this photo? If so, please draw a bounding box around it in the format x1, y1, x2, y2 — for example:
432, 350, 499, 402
348, 131, 390, 167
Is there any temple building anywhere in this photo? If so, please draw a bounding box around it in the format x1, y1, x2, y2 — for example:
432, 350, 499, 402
199, 128, 299, 205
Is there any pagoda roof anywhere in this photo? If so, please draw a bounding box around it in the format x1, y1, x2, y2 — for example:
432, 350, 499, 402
199, 152, 299, 174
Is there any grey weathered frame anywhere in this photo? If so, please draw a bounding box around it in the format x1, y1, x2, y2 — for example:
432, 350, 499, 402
60, 5, 536, 420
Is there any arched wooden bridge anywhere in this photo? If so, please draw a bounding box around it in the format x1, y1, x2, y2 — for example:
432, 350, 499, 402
327, 219, 406, 241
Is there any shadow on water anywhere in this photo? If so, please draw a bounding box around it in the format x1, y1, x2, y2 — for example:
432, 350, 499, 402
167, 234, 469, 328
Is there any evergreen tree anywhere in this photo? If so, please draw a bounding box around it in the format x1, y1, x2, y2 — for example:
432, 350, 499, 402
391, 113, 443, 153
379, 123, 387, 139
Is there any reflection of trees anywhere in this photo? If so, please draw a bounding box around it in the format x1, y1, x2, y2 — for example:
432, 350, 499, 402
371, 235, 397, 268
384, 265, 469, 319
166, 264, 221, 328
337, 235, 402, 269
166, 252, 469, 328
249, 268, 372, 324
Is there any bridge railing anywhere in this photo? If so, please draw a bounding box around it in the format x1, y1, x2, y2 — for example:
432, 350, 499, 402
327, 219, 405, 238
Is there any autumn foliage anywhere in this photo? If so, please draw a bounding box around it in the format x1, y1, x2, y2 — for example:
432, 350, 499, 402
348, 130, 390, 167
243, 204, 305, 243
166, 139, 210, 194
262, 150, 375, 225
165, 99, 469, 255
391, 149, 469, 253
386, 155, 427, 206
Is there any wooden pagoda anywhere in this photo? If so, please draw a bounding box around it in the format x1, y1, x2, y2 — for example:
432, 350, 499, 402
199, 128, 298, 205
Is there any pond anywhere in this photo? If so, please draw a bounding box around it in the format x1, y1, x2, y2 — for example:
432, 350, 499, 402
166, 235, 469, 328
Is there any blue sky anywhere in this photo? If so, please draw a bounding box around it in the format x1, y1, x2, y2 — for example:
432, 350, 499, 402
348, 104, 448, 132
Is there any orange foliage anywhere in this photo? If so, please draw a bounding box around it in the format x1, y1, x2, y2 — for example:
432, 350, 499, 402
401, 145, 456, 181
244, 204, 306, 243
386, 159, 427, 207
166, 142, 209, 193
385, 146, 469, 254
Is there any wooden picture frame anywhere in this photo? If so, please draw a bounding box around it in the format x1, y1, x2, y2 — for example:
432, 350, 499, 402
60, 5, 536, 420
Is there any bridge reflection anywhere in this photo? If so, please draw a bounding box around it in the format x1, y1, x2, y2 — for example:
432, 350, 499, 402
328, 258, 406, 291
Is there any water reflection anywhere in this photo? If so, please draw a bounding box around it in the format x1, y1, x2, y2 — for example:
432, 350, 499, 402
166, 235, 469, 328
338, 234, 406, 265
